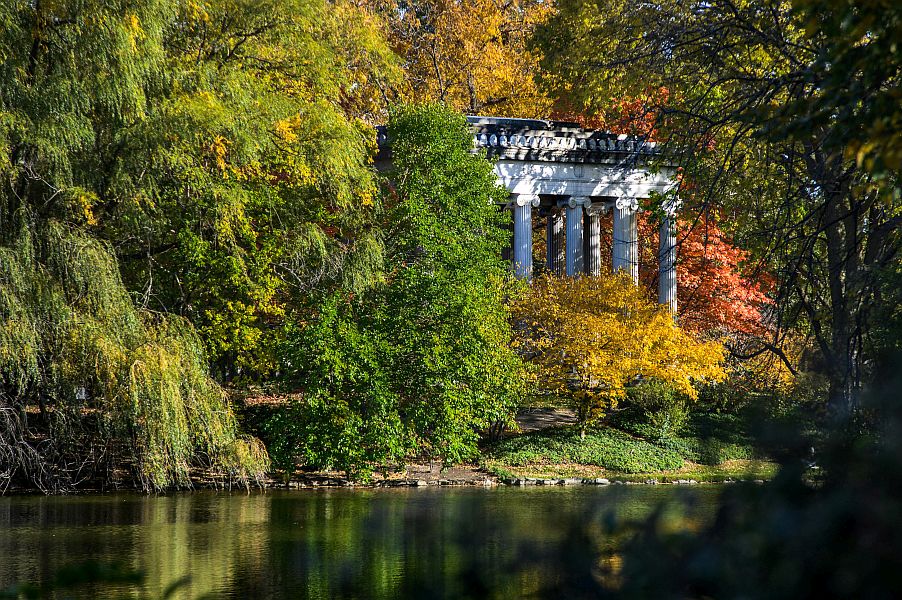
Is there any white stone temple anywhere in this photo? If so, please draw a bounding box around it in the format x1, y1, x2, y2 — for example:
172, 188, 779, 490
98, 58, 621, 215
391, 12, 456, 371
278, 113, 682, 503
378, 116, 680, 313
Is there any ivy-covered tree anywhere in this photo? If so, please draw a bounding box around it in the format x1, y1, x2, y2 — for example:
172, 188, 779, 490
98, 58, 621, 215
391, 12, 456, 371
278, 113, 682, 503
273, 104, 527, 477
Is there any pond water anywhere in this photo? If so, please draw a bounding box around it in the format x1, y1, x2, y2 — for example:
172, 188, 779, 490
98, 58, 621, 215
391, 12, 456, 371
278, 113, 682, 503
0, 485, 720, 599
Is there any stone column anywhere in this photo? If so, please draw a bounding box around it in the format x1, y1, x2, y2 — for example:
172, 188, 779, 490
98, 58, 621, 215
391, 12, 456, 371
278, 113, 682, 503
545, 207, 565, 275
512, 194, 539, 280
584, 205, 606, 277
658, 197, 681, 313
613, 197, 639, 282
565, 197, 588, 276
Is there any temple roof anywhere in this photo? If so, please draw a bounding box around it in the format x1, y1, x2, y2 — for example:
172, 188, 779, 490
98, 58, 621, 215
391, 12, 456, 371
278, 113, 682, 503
376, 115, 664, 165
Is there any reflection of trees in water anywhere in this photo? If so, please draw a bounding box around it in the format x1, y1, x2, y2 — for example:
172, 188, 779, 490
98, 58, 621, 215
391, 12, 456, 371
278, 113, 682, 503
233, 487, 714, 598
0, 493, 273, 598
135, 493, 271, 598
0, 487, 717, 598
0, 495, 146, 593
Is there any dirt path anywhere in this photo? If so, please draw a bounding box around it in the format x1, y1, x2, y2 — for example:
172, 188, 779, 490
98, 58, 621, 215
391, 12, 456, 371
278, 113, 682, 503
515, 408, 577, 432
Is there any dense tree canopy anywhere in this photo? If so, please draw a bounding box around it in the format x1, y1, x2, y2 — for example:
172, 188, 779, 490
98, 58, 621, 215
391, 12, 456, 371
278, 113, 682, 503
101, 0, 401, 377
0, 0, 405, 490
2, 0, 897, 495
535, 0, 901, 412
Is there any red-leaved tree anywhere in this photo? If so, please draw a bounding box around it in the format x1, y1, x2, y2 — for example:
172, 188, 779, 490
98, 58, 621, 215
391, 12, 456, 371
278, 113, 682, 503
597, 213, 771, 337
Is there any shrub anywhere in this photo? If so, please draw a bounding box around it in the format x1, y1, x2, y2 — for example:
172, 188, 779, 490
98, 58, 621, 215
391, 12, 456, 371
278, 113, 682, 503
512, 273, 725, 431
263, 392, 406, 481
625, 378, 691, 439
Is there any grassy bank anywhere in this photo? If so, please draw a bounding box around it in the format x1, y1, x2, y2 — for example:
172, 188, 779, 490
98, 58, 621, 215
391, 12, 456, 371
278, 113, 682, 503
482, 412, 778, 482
482, 459, 778, 483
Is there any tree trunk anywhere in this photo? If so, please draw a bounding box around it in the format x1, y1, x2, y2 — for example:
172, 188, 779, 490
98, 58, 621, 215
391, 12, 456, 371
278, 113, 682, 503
806, 146, 866, 418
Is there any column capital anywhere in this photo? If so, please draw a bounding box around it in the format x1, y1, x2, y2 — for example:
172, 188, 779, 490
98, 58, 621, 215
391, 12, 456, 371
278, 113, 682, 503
513, 194, 541, 207
568, 195, 592, 209
615, 196, 639, 212
557, 196, 591, 209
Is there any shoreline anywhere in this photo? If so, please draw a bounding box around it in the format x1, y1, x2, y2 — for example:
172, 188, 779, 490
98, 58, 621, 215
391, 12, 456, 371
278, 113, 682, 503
0, 477, 763, 496
1, 459, 777, 495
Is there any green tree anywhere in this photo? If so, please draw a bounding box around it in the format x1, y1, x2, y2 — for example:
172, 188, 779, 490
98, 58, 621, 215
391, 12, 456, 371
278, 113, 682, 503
378, 104, 527, 461
273, 104, 527, 477
0, 0, 273, 490
91, 0, 401, 378
778, 0, 901, 189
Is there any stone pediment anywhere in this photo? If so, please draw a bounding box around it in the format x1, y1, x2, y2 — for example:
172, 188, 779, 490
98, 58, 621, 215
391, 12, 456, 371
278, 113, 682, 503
376, 115, 669, 166
376, 115, 676, 199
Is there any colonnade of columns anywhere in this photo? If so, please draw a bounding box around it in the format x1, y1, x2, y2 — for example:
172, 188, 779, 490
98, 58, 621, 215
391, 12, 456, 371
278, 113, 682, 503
510, 193, 678, 313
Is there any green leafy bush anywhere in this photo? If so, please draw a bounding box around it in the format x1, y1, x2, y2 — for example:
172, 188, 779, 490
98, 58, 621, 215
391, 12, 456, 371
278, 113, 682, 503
621, 378, 691, 439
266, 294, 407, 479
263, 392, 406, 481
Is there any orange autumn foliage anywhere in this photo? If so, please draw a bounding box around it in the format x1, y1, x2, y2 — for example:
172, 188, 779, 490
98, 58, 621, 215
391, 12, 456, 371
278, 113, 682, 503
596, 212, 771, 336
551, 87, 670, 139
672, 217, 772, 336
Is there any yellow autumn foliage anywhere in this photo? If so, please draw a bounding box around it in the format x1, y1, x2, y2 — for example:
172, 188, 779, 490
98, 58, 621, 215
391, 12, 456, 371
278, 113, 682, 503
512, 273, 726, 423
371, 0, 553, 117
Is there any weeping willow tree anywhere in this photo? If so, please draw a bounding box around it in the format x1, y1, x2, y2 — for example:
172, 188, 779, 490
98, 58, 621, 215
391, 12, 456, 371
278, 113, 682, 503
0, 0, 402, 389
0, 217, 268, 491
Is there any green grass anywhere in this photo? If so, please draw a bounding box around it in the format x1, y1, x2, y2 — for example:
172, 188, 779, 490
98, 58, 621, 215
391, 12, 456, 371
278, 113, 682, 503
483, 410, 775, 480
487, 460, 779, 483
614, 411, 763, 464
487, 426, 686, 473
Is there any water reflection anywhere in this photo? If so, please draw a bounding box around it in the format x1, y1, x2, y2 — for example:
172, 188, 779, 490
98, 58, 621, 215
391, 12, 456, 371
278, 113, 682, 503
0, 486, 719, 599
